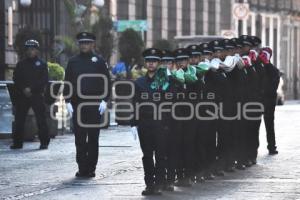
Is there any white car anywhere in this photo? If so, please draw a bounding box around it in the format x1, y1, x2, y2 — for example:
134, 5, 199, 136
277, 73, 285, 105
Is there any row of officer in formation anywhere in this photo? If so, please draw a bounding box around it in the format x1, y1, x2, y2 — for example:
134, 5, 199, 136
131, 35, 280, 195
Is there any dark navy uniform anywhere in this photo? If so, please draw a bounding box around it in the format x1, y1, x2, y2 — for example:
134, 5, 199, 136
131, 48, 167, 195
263, 62, 280, 153
12, 40, 49, 149
64, 32, 111, 177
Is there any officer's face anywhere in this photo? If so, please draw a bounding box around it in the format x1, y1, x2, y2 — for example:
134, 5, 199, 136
189, 55, 200, 65
162, 60, 174, 71
145, 59, 159, 72
201, 54, 211, 61
26, 48, 39, 58
176, 58, 189, 69
79, 41, 94, 53
214, 51, 223, 59
242, 46, 251, 54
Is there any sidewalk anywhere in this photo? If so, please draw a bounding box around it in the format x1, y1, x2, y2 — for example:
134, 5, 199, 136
1, 103, 300, 200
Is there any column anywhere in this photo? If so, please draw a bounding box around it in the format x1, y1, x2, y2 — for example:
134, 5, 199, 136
261, 14, 266, 47
162, 0, 168, 39
176, 0, 182, 36
128, 0, 136, 20
269, 16, 274, 63
277, 16, 281, 68
215, 0, 221, 35
147, 0, 153, 47
251, 12, 256, 36
110, 0, 117, 20
190, 0, 196, 35
203, 0, 209, 35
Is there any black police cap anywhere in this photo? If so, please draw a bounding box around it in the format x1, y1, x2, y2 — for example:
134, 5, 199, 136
199, 43, 213, 55
239, 35, 254, 46
76, 32, 96, 42
208, 40, 224, 52
173, 48, 190, 60
24, 39, 40, 48
142, 48, 162, 60
250, 36, 262, 46
161, 50, 175, 61
220, 39, 236, 50
230, 38, 243, 48
186, 44, 202, 56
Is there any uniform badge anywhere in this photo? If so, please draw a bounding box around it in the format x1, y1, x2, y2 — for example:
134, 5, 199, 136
35, 61, 41, 66
151, 49, 156, 54
91, 57, 98, 62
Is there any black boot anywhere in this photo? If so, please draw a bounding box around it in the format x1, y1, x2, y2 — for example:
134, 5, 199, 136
141, 186, 162, 196
10, 143, 23, 149
269, 149, 278, 155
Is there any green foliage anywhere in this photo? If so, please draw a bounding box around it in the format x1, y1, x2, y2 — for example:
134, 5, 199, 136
47, 62, 65, 81
14, 27, 42, 59
119, 29, 144, 65
55, 36, 79, 57
92, 16, 114, 62
153, 39, 175, 51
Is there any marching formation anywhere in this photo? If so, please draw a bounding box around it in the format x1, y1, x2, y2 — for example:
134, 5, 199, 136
131, 35, 280, 195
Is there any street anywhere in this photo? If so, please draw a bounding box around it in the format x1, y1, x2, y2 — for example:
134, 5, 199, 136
0, 101, 300, 200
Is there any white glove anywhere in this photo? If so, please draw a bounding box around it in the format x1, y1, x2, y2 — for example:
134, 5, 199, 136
131, 126, 138, 141
98, 100, 107, 115
210, 58, 221, 71
66, 103, 73, 114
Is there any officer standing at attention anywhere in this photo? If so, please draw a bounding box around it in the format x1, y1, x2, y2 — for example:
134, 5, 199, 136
259, 47, 280, 155
64, 32, 111, 178
131, 48, 167, 196
12, 39, 49, 150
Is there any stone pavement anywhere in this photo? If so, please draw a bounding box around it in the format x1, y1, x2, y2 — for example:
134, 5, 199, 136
0, 102, 300, 200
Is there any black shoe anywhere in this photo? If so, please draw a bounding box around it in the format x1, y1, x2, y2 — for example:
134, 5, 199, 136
244, 160, 253, 167
196, 175, 205, 183
251, 159, 257, 165
10, 144, 23, 149
141, 186, 162, 196
163, 184, 174, 192
236, 164, 246, 170
204, 173, 215, 180
39, 144, 48, 150
75, 171, 88, 178
87, 171, 96, 178
214, 170, 225, 176
175, 178, 192, 187
269, 150, 278, 155
224, 166, 235, 173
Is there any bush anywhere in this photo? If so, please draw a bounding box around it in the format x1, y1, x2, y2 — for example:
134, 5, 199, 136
47, 62, 65, 81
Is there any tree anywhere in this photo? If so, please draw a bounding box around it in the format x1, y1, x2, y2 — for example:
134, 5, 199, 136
92, 16, 114, 62
14, 27, 42, 59
153, 39, 175, 51
118, 29, 144, 67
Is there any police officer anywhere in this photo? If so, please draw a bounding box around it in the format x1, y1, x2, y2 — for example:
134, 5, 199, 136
259, 47, 280, 155
172, 48, 198, 187
131, 48, 167, 195
12, 39, 49, 150
64, 32, 111, 178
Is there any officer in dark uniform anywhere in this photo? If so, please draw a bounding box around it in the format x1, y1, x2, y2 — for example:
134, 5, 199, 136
160, 50, 177, 191
12, 39, 49, 150
131, 48, 167, 195
246, 36, 263, 164
260, 47, 280, 155
226, 38, 248, 170
172, 48, 198, 187
64, 32, 111, 178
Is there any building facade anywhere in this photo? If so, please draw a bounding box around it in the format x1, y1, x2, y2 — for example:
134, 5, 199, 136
110, 0, 300, 99
0, 0, 61, 80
